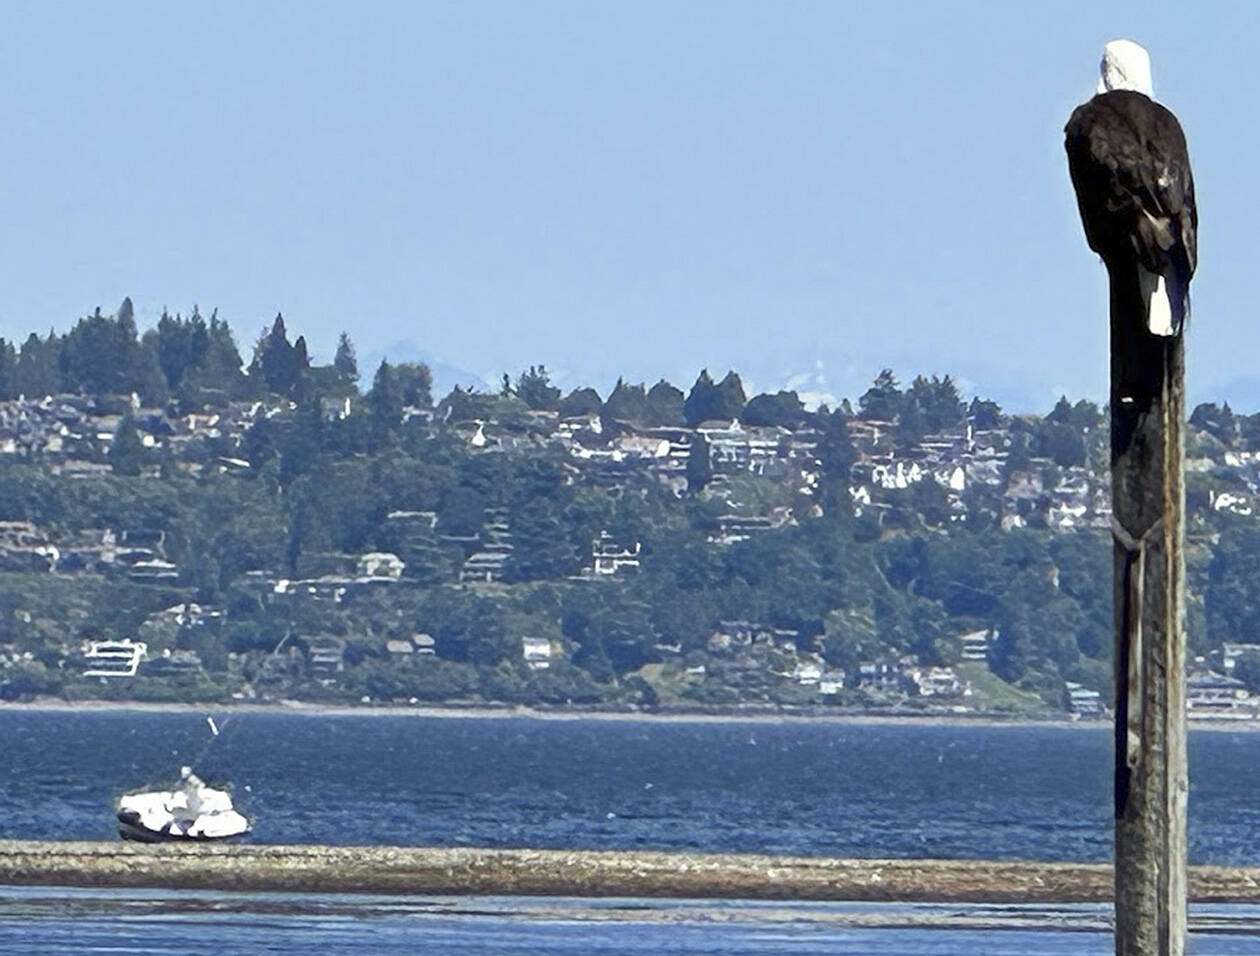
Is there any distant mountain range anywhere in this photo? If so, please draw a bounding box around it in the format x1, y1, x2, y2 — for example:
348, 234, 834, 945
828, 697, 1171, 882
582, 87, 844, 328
360, 341, 494, 399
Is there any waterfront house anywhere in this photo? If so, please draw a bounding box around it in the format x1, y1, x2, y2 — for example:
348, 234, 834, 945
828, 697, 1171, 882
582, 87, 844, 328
905, 666, 969, 698
819, 671, 846, 695
1187, 669, 1256, 720
307, 638, 346, 681
1065, 681, 1107, 719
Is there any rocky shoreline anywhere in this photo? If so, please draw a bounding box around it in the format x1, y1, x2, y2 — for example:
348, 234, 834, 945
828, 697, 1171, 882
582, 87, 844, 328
3, 841, 1260, 903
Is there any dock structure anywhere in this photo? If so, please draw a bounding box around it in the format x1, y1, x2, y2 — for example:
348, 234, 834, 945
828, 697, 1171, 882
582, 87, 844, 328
4, 842, 1260, 903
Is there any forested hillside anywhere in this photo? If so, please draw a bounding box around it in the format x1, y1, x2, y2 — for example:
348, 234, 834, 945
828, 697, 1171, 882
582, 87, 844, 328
0, 301, 1256, 715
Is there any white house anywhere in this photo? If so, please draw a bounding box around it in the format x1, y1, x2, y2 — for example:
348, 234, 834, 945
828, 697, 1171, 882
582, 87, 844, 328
83, 639, 147, 678
522, 637, 554, 670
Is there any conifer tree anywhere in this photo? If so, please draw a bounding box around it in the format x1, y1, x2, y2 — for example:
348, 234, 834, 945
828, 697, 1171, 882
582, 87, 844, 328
333, 332, 358, 383
108, 412, 147, 476
644, 379, 685, 425
514, 365, 561, 410
13, 332, 60, 398
603, 379, 647, 422
249, 314, 301, 395
0, 338, 15, 400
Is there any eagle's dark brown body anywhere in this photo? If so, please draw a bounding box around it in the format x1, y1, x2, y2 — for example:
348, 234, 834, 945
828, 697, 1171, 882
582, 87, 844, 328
1065, 90, 1197, 335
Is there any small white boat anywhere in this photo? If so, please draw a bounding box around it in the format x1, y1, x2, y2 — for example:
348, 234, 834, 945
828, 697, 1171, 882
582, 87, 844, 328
117, 766, 251, 842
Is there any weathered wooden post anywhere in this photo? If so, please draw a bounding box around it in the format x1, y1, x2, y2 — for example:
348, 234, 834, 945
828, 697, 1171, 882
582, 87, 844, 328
1109, 270, 1187, 956
1063, 40, 1196, 955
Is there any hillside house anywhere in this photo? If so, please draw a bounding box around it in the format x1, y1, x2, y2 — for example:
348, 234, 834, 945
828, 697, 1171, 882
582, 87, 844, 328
708, 509, 793, 545
82, 639, 147, 678
0, 521, 58, 572
591, 532, 641, 576
1212, 643, 1260, 676
856, 659, 907, 695
957, 629, 996, 662
792, 660, 823, 686
357, 552, 405, 580
708, 620, 802, 654
141, 649, 204, 677
521, 637, 554, 670
819, 670, 846, 695
414, 633, 437, 656
461, 551, 508, 583
307, 638, 346, 680
905, 666, 969, 698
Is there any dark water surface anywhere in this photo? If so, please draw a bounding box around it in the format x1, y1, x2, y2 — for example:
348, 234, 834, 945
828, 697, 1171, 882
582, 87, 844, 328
2, 709, 1259, 864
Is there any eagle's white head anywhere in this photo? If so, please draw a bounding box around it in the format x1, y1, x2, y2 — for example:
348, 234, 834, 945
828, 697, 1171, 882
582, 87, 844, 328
1098, 39, 1153, 97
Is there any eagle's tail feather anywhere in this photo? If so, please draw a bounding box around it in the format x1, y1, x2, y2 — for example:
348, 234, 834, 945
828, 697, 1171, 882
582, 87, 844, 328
1137, 266, 1189, 337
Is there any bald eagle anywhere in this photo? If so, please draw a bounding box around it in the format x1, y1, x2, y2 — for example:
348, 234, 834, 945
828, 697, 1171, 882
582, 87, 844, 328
1065, 40, 1197, 337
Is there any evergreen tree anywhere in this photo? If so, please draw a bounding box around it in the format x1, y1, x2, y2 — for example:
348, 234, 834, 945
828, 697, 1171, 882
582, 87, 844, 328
133, 339, 170, 405
816, 408, 857, 514
59, 303, 160, 398
906, 374, 965, 433
644, 379, 685, 425
0, 338, 15, 400
603, 379, 647, 422
894, 396, 928, 447
969, 396, 1003, 429
558, 387, 602, 418
181, 311, 247, 400
108, 412, 147, 476
367, 360, 402, 444
293, 335, 310, 372
686, 434, 712, 493
13, 332, 60, 398
741, 390, 806, 428
149, 308, 211, 390
858, 369, 903, 421
682, 370, 716, 425
393, 362, 433, 407
684, 369, 746, 425
1205, 526, 1260, 644
504, 502, 581, 581
1190, 402, 1238, 446
714, 371, 747, 418
249, 314, 301, 395
514, 365, 561, 410
333, 332, 358, 383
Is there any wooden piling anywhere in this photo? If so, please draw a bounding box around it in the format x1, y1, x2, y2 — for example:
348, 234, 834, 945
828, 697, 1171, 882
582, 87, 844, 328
1109, 271, 1188, 955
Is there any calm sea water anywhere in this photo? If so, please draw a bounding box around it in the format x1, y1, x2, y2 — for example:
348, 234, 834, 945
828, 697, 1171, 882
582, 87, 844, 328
4, 889, 1260, 955
4, 710, 1260, 863
6, 710, 1260, 953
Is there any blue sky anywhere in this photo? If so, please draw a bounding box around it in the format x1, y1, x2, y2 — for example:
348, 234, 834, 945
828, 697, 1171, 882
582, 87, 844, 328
0, 1, 1253, 411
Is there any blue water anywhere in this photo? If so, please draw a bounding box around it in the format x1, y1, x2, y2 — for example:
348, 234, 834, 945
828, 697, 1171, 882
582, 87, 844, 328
4, 710, 1260, 863
2, 888, 1260, 955
6, 710, 1260, 952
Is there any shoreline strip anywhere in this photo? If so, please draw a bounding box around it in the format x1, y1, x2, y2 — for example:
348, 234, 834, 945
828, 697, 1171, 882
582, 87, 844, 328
3, 842, 1260, 902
